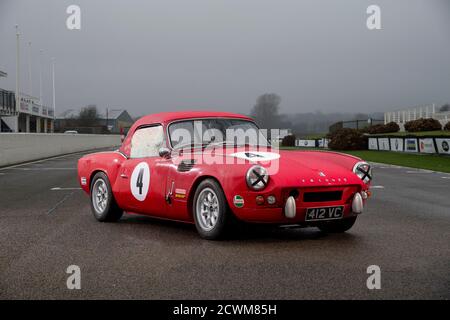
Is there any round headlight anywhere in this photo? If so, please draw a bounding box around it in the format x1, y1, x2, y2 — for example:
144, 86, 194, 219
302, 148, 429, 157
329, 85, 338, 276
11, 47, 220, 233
246, 165, 269, 190
353, 161, 372, 184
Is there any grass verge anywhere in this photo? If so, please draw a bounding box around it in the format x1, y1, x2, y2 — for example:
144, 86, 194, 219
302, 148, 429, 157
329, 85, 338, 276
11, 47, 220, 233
281, 147, 450, 173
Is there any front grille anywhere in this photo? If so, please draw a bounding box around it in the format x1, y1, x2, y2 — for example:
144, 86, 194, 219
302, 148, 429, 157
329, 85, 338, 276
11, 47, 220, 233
303, 191, 342, 202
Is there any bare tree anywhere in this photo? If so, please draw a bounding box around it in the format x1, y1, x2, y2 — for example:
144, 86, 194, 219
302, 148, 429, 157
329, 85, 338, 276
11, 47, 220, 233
250, 93, 281, 129
78, 104, 99, 126
440, 104, 450, 112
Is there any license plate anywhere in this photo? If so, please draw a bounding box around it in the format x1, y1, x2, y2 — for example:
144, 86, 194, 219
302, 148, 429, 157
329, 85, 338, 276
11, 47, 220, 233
305, 206, 344, 221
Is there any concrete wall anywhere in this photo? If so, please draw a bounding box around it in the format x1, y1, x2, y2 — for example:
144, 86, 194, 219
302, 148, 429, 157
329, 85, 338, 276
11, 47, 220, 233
0, 133, 121, 167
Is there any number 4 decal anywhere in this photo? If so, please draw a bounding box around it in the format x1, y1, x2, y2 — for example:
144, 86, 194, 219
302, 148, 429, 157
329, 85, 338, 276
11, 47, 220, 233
130, 162, 150, 201
136, 168, 144, 195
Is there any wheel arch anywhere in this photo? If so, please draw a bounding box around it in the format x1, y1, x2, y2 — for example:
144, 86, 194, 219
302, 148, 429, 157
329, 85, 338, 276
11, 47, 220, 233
89, 170, 107, 193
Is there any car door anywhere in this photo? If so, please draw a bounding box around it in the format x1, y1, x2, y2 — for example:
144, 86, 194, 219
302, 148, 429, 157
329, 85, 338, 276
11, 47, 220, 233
116, 124, 170, 217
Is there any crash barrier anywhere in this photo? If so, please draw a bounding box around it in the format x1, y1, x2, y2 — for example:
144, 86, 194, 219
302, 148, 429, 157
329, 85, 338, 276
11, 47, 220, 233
0, 133, 121, 167
368, 136, 450, 155
295, 138, 329, 148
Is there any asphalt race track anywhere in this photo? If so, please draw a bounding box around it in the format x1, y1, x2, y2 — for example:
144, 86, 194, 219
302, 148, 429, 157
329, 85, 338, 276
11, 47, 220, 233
0, 150, 449, 299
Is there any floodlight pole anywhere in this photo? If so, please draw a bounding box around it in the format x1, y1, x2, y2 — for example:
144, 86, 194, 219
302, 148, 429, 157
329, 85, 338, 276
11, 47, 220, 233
39, 49, 43, 106
52, 57, 56, 119
15, 25, 20, 116
28, 41, 32, 96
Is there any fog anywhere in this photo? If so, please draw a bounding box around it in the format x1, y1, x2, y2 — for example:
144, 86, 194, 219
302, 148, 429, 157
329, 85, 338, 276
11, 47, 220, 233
0, 0, 449, 117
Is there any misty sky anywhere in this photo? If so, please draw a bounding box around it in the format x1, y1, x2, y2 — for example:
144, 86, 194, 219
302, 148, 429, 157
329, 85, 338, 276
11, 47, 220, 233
0, 0, 449, 117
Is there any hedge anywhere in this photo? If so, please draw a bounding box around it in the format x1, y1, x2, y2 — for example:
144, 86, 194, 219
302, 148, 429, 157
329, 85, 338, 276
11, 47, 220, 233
281, 134, 296, 147
367, 122, 400, 134
404, 118, 442, 132
444, 121, 450, 131
327, 128, 367, 150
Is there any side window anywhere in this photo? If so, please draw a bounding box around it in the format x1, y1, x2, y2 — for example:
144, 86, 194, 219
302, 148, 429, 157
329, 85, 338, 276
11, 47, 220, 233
130, 125, 165, 158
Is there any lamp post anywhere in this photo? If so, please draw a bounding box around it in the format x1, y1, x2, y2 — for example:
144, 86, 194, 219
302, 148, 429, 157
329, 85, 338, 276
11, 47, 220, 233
15, 25, 20, 117
52, 57, 56, 119
28, 41, 32, 96
39, 49, 43, 106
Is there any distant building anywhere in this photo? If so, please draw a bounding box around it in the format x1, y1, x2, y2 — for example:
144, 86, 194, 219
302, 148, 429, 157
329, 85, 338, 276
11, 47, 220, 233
0, 70, 55, 133
100, 109, 134, 134
56, 108, 134, 134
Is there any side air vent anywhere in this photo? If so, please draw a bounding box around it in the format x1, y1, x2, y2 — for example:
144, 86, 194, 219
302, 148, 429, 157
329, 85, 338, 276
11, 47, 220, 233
177, 159, 196, 172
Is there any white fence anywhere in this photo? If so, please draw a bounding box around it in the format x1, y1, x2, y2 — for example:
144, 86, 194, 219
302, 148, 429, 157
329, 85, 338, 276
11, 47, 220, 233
384, 104, 450, 131
0, 133, 121, 167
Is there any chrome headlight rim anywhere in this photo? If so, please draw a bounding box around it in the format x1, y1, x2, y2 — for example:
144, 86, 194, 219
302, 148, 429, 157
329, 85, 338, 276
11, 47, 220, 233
352, 161, 372, 184
246, 165, 269, 190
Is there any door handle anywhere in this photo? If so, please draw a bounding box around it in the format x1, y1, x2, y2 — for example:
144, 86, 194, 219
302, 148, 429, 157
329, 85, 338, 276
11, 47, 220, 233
120, 173, 128, 179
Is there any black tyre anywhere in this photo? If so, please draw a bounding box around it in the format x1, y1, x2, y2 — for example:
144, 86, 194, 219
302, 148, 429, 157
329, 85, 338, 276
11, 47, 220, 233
192, 179, 231, 240
317, 216, 357, 233
90, 172, 123, 222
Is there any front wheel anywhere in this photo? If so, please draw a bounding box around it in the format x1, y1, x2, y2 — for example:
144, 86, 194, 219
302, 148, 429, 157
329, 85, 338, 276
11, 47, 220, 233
90, 172, 123, 222
193, 179, 231, 240
317, 216, 357, 233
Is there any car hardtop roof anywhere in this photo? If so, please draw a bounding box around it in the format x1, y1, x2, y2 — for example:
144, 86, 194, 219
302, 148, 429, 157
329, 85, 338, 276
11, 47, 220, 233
119, 111, 255, 157
134, 111, 253, 127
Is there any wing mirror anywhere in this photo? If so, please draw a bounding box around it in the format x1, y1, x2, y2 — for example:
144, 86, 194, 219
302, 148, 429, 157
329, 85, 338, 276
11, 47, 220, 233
158, 147, 171, 159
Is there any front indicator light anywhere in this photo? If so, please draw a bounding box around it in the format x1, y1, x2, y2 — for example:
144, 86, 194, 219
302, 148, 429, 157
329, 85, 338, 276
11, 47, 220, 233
267, 195, 276, 205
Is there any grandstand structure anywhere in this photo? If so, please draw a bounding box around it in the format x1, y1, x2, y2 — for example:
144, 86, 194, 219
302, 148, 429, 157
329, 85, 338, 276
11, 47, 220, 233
384, 104, 450, 131
0, 70, 55, 133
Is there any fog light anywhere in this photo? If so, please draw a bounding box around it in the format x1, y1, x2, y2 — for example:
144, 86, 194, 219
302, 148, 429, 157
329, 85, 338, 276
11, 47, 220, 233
361, 191, 368, 200
255, 195, 265, 205
267, 195, 276, 205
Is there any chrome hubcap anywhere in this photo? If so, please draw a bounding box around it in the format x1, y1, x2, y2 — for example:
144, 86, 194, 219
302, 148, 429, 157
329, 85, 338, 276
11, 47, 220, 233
196, 188, 219, 231
92, 178, 108, 214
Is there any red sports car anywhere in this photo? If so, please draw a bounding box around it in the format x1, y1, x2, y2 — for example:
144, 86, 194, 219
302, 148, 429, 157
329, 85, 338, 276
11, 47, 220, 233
78, 111, 372, 239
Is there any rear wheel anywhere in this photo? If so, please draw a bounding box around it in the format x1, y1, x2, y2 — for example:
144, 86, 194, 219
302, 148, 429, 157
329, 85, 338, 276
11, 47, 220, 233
317, 216, 357, 233
90, 172, 123, 222
193, 179, 231, 240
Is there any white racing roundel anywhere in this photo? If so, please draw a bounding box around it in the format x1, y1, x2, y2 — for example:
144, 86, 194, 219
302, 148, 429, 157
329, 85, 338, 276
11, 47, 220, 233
130, 162, 150, 201
230, 151, 280, 162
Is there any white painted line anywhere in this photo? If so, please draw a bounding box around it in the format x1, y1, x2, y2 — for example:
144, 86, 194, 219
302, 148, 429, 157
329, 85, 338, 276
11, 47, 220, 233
441, 177, 450, 179
47, 192, 75, 214
51, 187, 82, 191
371, 185, 385, 189
405, 170, 433, 174
0, 148, 113, 171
